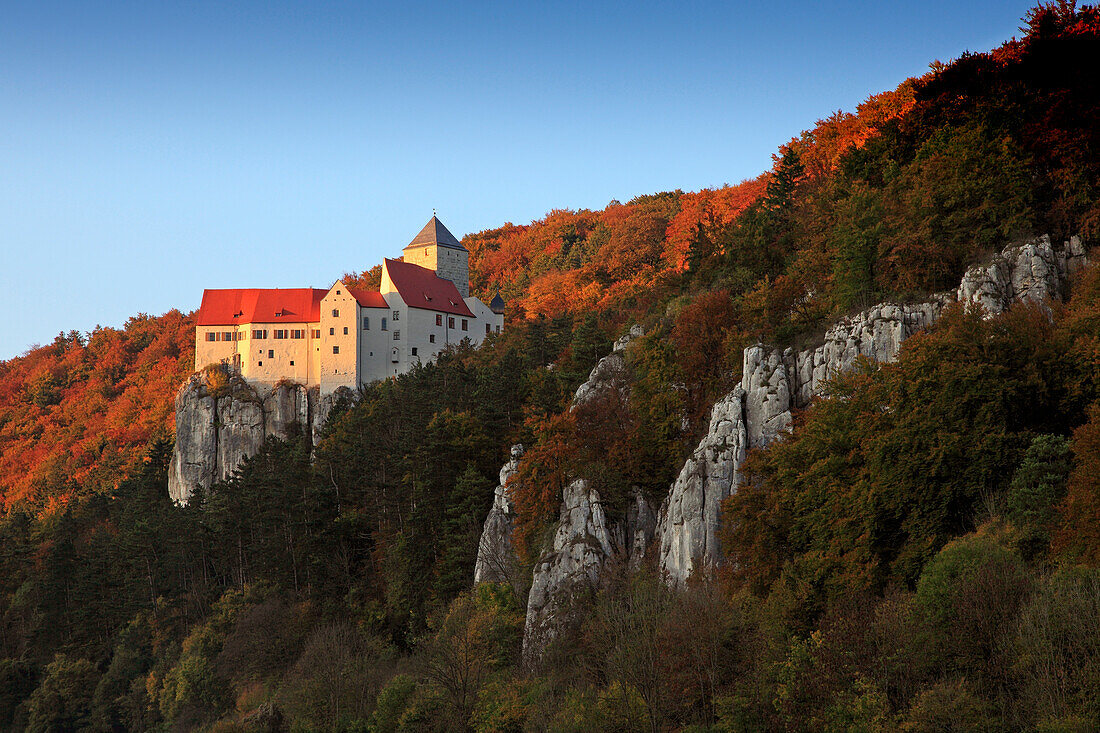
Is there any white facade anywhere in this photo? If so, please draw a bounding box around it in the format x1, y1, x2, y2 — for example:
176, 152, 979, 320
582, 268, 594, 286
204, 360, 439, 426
194, 218, 505, 394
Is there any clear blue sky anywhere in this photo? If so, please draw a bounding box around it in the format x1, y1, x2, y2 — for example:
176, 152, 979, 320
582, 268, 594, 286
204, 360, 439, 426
0, 0, 1035, 360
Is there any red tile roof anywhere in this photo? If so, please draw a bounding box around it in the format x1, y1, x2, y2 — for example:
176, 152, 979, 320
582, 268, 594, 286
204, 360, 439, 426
383, 258, 474, 317
346, 286, 390, 309
196, 288, 327, 326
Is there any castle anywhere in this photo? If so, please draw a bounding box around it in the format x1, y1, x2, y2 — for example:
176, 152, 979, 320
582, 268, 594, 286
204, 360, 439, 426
193, 217, 505, 393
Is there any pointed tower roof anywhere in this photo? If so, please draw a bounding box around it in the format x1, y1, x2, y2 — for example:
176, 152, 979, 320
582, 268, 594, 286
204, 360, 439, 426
406, 216, 466, 251
489, 292, 506, 314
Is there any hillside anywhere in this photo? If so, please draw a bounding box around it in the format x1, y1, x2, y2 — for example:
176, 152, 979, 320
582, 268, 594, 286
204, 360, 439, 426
1, 4, 1099, 731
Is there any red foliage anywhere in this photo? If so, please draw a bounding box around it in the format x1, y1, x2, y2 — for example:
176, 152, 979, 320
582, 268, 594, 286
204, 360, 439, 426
0, 311, 195, 510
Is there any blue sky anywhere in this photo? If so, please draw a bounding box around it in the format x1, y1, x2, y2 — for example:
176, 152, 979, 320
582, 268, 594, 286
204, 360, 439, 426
0, 0, 1035, 360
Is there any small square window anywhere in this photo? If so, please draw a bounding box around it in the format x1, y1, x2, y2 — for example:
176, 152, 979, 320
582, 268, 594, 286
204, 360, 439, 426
206, 332, 216, 342
332, 309, 339, 317
290, 360, 295, 366
393, 330, 400, 341
258, 360, 263, 366
333, 345, 340, 354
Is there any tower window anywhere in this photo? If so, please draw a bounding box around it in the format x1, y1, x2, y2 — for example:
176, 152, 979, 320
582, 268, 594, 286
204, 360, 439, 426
393, 310, 400, 321
343, 327, 348, 335
333, 346, 340, 354
329, 327, 335, 335
393, 330, 400, 341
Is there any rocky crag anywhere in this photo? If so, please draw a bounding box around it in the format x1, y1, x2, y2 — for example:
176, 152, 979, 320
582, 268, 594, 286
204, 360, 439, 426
167, 365, 352, 505
516, 328, 657, 663
653, 234, 1088, 580
473, 444, 526, 590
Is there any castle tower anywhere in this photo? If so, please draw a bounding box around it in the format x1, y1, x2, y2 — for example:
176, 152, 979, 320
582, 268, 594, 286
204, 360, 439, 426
401, 216, 470, 297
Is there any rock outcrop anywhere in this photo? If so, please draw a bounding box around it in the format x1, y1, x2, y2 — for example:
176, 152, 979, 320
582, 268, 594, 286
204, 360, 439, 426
522, 326, 656, 662
473, 444, 525, 587
654, 386, 747, 583
168, 365, 352, 505
654, 235, 1088, 581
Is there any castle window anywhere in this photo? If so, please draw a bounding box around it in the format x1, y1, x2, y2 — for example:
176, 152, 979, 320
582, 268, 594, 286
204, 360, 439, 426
496, 325, 501, 333
363, 317, 370, 330
258, 360, 262, 366
311, 329, 320, 338
430, 334, 436, 343
268, 350, 274, 358
448, 317, 455, 329
332, 309, 340, 317
333, 346, 340, 354
486, 323, 491, 335
393, 330, 400, 340
290, 360, 294, 366
393, 310, 400, 321
436, 314, 442, 326
329, 327, 335, 336
336, 290, 341, 295
253, 329, 267, 340
411, 347, 418, 356
343, 326, 348, 335
206, 332, 216, 342
381, 318, 388, 331
291, 329, 304, 339
224, 331, 233, 341
274, 330, 286, 339
461, 319, 468, 331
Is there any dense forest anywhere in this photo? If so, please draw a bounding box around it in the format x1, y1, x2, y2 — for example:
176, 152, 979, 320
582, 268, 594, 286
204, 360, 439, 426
1, 3, 1100, 730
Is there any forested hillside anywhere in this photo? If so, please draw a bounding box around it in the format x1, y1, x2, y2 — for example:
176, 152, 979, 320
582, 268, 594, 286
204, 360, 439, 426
1, 4, 1100, 731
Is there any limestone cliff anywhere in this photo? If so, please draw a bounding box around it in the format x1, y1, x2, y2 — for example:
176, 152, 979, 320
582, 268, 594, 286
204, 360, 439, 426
473, 444, 525, 589
653, 386, 747, 584
521, 327, 656, 662
168, 365, 352, 505
654, 234, 1088, 581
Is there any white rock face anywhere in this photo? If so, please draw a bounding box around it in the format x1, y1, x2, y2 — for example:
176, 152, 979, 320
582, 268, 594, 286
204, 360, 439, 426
168, 366, 351, 505
653, 386, 747, 584
742, 346, 793, 450
523, 478, 616, 663
958, 235, 1087, 316
521, 328, 656, 662
474, 444, 525, 587
793, 298, 950, 406
654, 235, 1088, 582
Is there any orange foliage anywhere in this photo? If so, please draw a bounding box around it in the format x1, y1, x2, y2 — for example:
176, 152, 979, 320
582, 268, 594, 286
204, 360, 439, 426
1053, 402, 1100, 564
663, 179, 767, 270
0, 311, 195, 510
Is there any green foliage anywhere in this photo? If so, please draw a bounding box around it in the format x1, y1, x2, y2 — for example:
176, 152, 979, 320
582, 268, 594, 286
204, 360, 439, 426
24, 654, 100, 733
